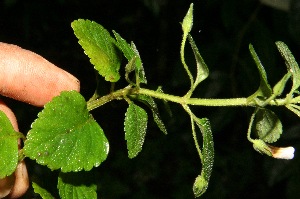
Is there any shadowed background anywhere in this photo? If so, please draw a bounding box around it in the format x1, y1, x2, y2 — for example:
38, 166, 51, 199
1, 0, 300, 198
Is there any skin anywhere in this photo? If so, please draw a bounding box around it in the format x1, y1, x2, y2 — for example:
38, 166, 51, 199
0, 42, 80, 107
0, 42, 80, 198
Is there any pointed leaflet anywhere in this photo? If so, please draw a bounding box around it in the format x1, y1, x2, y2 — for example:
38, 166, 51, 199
32, 182, 55, 199
188, 34, 209, 87
24, 91, 109, 172
193, 118, 214, 197
276, 41, 300, 93
124, 102, 148, 158
58, 172, 97, 199
0, 110, 20, 178
136, 94, 167, 135
255, 108, 282, 143
113, 30, 147, 84
71, 19, 120, 82
247, 44, 272, 102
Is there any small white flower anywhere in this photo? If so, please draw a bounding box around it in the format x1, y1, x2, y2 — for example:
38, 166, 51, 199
269, 146, 295, 160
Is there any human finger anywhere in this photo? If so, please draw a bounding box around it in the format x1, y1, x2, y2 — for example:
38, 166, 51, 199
0, 42, 80, 107
0, 101, 29, 198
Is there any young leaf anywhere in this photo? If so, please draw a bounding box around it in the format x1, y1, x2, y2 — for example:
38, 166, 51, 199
182, 3, 193, 36
124, 102, 148, 158
193, 118, 214, 197
58, 172, 97, 199
136, 94, 167, 135
112, 30, 142, 68
247, 44, 272, 102
276, 41, 300, 94
272, 72, 291, 97
188, 34, 209, 87
71, 19, 120, 82
113, 31, 147, 84
24, 91, 109, 172
255, 108, 282, 143
0, 110, 20, 178
32, 182, 55, 199
131, 42, 147, 84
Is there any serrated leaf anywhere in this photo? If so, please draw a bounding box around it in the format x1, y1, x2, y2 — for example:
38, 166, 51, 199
24, 91, 109, 172
276, 41, 300, 93
255, 108, 282, 143
58, 172, 97, 199
193, 118, 214, 197
188, 34, 209, 87
247, 44, 272, 102
0, 111, 20, 178
113, 31, 147, 84
124, 102, 148, 158
71, 19, 120, 82
136, 95, 167, 135
32, 182, 55, 199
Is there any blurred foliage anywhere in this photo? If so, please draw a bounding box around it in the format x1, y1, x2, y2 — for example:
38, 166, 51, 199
0, 0, 300, 198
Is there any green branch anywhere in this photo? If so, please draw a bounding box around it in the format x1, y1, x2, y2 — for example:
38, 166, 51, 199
87, 86, 292, 111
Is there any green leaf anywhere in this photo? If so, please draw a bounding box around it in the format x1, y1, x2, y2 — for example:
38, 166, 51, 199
272, 72, 291, 96
58, 172, 97, 199
136, 95, 167, 135
193, 175, 208, 198
24, 91, 109, 172
193, 118, 214, 197
113, 31, 147, 84
71, 19, 120, 82
0, 110, 20, 178
182, 3, 193, 36
252, 139, 272, 157
32, 182, 55, 199
247, 44, 272, 102
276, 41, 300, 93
255, 108, 282, 143
188, 34, 209, 87
124, 102, 148, 158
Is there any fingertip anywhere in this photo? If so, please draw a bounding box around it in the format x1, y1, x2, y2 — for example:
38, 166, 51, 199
0, 100, 19, 131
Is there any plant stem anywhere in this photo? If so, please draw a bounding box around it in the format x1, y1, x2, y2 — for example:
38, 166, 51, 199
87, 86, 289, 111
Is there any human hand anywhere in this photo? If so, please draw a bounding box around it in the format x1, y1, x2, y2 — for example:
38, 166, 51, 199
0, 42, 80, 198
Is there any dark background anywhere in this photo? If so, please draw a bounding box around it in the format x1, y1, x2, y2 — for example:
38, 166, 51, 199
1, 0, 300, 198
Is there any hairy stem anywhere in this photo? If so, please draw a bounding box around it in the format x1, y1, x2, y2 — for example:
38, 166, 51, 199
87, 86, 290, 111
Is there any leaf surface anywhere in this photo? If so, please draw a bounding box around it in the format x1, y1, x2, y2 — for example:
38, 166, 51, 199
193, 118, 214, 197
32, 182, 55, 199
276, 41, 300, 93
0, 111, 20, 178
124, 102, 148, 158
113, 31, 146, 84
136, 95, 167, 135
71, 19, 120, 82
188, 34, 209, 87
58, 172, 97, 199
255, 108, 282, 143
24, 91, 109, 172
248, 44, 272, 102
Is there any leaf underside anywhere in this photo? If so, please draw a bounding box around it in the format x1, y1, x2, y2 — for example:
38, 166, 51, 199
124, 102, 148, 159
